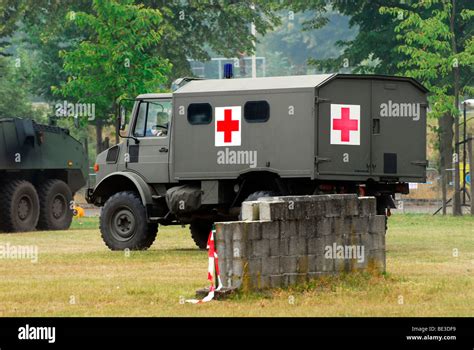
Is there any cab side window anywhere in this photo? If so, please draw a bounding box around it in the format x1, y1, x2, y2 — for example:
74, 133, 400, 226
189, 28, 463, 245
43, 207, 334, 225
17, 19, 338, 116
133, 102, 147, 137
133, 100, 172, 137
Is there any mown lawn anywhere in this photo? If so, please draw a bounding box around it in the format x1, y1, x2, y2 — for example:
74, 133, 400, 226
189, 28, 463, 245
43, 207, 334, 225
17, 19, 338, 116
0, 214, 472, 316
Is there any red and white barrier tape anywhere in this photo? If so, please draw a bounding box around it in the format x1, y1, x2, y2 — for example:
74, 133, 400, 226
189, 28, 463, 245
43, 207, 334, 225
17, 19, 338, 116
186, 227, 222, 304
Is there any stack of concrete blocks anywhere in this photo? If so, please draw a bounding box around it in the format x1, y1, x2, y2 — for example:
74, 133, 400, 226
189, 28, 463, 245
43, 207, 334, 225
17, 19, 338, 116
215, 194, 386, 291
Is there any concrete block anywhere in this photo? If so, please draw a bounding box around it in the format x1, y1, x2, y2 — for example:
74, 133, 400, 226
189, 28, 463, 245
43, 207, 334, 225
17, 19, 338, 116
241, 201, 260, 221
247, 222, 262, 240
280, 255, 297, 274
370, 232, 385, 251
280, 274, 289, 288
325, 195, 344, 217
252, 239, 270, 257
289, 236, 307, 255
248, 258, 262, 276
359, 197, 376, 216
332, 217, 352, 237
269, 239, 280, 256
232, 258, 244, 277
308, 272, 329, 280
224, 237, 233, 262
298, 219, 317, 238
359, 233, 373, 252
351, 216, 369, 234
232, 222, 247, 241
280, 220, 298, 239
260, 275, 271, 289
261, 221, 280, 239
286, 273, 307, 286
297, 256, 309, 274
368, 249, 386, 273
345, 195, 360, 216
262, 256, 280, 276
316, 217, 332, 236
231, 239, 246, 259
269, 275, 283, 288
216, 241, 226, 258
217, 257, 227, 280
215, 221, 234, 243
259, 200, 288, 221
279, 238, 290, 256
334, 255, 347, 272
307, 255, 318, 272
307, 237, 324, 255
369, 215, 386, 234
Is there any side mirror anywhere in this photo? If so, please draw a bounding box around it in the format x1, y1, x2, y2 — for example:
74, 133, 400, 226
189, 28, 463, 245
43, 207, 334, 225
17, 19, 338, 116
119, 105, 126, 131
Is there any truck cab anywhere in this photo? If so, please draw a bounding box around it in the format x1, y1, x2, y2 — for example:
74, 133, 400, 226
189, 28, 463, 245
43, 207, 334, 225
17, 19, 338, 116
88, 74, 428, 251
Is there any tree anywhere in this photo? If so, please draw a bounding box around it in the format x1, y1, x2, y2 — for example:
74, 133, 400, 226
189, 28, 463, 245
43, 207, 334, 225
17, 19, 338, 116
54, 0, 171, 154
258, 9, 355, 76
380, 0, 474, 215
0, 0, 26, 56
19, 1, 281, 100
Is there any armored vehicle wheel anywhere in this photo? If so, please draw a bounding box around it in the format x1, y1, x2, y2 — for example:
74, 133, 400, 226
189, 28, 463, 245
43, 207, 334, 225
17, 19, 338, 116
190, 220, 213, 250
37, 180, 73, 231
100, 191, 157, 251
0, 180, 40, 232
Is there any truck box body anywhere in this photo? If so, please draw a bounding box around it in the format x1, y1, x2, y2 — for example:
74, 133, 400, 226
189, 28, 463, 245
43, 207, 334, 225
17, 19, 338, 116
171, 73, 427, 183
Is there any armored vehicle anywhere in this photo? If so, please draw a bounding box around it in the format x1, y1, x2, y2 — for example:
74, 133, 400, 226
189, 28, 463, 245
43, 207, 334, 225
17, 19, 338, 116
0, 118, 88, 232
87, 74, 428, 250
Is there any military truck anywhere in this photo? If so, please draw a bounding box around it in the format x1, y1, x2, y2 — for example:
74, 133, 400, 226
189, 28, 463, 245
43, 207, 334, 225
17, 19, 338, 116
87, 73, 428, 250
0, 118, 88, 232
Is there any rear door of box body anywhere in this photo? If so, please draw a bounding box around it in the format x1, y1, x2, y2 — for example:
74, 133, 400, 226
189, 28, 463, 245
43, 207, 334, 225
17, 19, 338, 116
316, 77, 427, 181
371, 80, 427, 181
316, 78, 372, 177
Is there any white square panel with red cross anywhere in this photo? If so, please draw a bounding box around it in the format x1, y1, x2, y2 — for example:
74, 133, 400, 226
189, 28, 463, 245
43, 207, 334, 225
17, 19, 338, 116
215, 106, 241, 147
330, 104, 360, 145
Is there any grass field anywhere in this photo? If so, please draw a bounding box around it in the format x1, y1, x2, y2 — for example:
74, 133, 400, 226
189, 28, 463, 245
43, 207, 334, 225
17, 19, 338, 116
0, 214, 472, 317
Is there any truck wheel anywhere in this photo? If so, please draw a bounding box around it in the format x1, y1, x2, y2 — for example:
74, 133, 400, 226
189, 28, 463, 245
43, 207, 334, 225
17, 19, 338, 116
0, 180, 40, 232
37, 180, 73, 231
190, 220, 213, 250
100, 191, 157, 251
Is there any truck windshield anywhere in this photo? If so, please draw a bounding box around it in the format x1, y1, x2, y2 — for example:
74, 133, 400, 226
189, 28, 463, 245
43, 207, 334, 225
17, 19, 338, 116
133, 99, 172, 138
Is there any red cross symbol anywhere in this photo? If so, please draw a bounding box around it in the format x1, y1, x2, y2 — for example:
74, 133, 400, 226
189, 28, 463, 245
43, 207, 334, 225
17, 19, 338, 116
332, 107, 358, 142
217, 109, 239, 143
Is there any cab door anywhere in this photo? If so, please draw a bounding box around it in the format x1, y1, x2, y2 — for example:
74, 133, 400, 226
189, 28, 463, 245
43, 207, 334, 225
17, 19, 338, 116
126, 99, 171, 183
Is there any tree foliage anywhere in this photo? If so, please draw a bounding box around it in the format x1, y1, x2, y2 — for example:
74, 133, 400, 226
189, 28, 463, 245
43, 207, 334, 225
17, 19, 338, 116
54, 0, 171, 125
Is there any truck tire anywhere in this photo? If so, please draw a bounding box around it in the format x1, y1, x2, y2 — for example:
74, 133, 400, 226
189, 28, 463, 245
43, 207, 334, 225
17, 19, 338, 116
100, 191, 157, 251
0, 180, 40, 232
37, 180, 73, 231
190, 220, 213, 250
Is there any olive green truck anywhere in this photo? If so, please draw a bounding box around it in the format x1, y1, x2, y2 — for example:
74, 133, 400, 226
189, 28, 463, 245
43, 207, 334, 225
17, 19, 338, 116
87, 73, 428, 250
